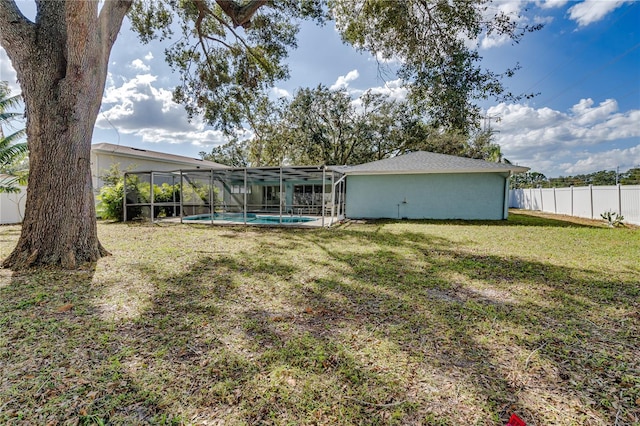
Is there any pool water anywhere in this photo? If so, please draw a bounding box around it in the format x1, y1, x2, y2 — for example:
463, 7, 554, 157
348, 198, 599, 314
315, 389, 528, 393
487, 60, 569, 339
183, 213, 317, 224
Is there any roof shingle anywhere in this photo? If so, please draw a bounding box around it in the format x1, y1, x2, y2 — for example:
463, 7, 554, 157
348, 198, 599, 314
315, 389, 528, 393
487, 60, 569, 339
92, 142, 229, 169
336, 151, 529, 175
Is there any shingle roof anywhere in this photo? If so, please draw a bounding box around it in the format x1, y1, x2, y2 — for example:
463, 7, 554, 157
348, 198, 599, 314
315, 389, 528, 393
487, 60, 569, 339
335, 151, 529, 175
92, 142, 229, 169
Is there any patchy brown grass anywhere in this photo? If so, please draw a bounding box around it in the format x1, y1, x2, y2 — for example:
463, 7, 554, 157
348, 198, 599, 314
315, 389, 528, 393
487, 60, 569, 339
0, 211, 638, 425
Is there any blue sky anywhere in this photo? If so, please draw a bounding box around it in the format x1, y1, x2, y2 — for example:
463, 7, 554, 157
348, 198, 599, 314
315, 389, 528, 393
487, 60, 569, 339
1, 0, 639, 177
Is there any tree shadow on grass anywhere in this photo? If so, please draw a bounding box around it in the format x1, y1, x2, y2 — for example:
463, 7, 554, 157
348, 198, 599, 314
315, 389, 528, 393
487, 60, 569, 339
353, 210, 601, 228
146, 225, 636, 424
102, 250, 415, 424
1, 224, 637, 425
124, 226, 636, 424
0, 255, 267, 424
0, 267, 192, 424
297, 229, 639, 424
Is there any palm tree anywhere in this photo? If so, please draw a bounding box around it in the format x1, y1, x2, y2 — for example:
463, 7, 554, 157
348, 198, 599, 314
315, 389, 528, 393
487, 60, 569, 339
0, 81, 28, 193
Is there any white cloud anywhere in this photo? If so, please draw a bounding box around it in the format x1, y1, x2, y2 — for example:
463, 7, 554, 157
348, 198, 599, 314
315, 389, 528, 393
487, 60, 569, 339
564, 145, 640, 174
364, 79, 408, 102
479, 1, 527, 49
330, 69, 360, 91
533, 15, 555, 25
97, 73, 227, 149
480, 33, 513, 50
0, 47, 20, 95
536, 0, 569, 9
568, 0, 631, 27
130, 59, 150, 72
144, 52, 154, 61
487, 98, 640, 176
350, 79, 408, 113
102, 73, 160, 105
371, 51, 402, 65
272, 87, 291, 98
127, 127, 228, 149
570, 98, 619, 125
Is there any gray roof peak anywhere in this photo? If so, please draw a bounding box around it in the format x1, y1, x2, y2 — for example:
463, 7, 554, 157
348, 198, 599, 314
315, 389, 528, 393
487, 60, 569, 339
339, 151, 529, 175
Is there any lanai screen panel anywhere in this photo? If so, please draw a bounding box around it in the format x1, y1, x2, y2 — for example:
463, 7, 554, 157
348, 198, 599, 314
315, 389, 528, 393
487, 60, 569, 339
288, 167, 327, 215
124, 171, 182, 220
211, 169, 248, 213
151, 171, 180, 219
124, 171, 151, 221
124, 166, 345, 225
180, 170, 215, 217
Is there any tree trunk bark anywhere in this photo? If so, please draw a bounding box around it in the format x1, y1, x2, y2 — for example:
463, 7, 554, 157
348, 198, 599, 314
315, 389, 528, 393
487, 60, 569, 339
0, 0, 131, 270
3, 79, 108, 269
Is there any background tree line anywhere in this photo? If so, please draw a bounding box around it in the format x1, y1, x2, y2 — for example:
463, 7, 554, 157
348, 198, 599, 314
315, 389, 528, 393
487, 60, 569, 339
200, 85, 506, 167
511, 168, 640, 188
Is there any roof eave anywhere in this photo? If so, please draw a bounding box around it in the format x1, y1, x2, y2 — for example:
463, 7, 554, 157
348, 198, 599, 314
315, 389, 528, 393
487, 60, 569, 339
92, 146, 228, 169
344, 167, 529, 176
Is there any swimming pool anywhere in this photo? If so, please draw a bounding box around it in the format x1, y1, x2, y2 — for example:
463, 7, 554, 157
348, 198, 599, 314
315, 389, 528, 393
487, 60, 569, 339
183, 213, 317, 224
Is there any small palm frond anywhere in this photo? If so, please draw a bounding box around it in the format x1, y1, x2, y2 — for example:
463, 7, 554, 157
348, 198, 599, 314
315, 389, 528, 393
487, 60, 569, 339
0, 111, 24, 123
15, 170, 28, 185
0, 82, 27, 179
0, 139, 28, 165
0, 175, 24, 193
0, 92, 22, 112
0, 129, 27, 148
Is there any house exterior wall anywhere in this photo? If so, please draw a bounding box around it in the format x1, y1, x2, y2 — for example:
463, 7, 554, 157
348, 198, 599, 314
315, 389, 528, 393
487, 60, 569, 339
90, 151, 213, 191
0, 186, 27, 224
345, 172, 509, 220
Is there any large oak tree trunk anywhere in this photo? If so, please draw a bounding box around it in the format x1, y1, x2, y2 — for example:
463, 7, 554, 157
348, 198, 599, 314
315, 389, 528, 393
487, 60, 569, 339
4, 67, 108, 269
0, 0, 131, 269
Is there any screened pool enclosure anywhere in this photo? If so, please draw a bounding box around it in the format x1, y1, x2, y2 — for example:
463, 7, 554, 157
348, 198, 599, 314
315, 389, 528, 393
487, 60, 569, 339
123, 166, 346, 226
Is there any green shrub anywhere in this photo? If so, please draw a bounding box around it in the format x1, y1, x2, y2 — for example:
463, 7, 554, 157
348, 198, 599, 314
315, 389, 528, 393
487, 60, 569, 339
97, 180, 124, 221
600, 211, 624, 228
96, 164, 219, 221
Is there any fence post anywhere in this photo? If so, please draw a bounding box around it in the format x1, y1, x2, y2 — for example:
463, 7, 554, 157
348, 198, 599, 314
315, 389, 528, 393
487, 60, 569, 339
589, 184, 594, 219
540, 187, 544, 212
123, 172, 128, 222
553, 187, 557, 213
570, 186, 573, 216
150, 172, 155, 223
618, 183, 622, 216
529, 187, 533, 210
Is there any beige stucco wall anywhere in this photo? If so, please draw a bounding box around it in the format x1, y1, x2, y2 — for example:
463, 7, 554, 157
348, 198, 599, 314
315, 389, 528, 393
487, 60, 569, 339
90, 151, 214, 192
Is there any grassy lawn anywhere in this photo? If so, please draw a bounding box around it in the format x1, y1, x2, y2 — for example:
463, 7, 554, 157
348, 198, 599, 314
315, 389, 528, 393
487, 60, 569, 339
0, 210, 638, 425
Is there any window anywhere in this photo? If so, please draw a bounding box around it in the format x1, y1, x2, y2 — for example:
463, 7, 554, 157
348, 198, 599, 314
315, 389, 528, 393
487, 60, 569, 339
264, 186, 280, 202
293, 184, 327, 206
230, 184, 251, 194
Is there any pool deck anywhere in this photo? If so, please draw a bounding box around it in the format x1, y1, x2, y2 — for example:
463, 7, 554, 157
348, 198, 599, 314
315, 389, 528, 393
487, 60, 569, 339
156, 215, 343, 228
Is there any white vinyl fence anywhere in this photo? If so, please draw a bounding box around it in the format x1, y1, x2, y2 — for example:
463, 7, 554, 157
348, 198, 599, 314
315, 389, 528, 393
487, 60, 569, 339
509, 185, 640, 225
0, 186, 27, 225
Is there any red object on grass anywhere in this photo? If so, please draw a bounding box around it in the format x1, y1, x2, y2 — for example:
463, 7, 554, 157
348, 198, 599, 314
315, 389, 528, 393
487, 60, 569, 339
506, 413, 526, 426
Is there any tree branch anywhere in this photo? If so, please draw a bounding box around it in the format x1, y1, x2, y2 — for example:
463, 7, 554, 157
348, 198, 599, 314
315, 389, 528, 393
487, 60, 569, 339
98, 0, 133, 51
0, 0, 35, 61
215, 0, 267, 29
193, 0, 253, 50
192, 0, 234, 75
191, 0, 273, 75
